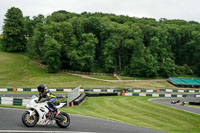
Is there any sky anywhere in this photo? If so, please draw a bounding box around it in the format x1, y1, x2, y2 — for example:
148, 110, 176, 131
0, 0, 200, 33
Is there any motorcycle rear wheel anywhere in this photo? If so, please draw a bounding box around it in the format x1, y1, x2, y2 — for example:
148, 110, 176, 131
22, 111, 38, 127
56, 112, 70, 128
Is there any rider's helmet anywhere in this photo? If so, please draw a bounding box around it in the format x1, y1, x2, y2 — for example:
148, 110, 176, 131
37, 84, 45, 93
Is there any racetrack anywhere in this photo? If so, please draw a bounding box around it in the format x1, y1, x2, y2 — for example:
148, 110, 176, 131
149, 97, 200, 115
0, 107, 163, 133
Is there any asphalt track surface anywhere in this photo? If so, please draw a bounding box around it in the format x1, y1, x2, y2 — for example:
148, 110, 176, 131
149, 97, 200, 115
0, 107, 163, 133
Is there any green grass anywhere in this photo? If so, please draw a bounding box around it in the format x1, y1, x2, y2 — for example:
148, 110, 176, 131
90, 74, 164, 80
123, 80, 176, 89
89, 75, 118, 80
62, 96, 200, 133
0, 51, 178, 89
0, 104, 25, 109
0, 52, 121, 88
120, 76, 155, 80
56, 98, 68, 103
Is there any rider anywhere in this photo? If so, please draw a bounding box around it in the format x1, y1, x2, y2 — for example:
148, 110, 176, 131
37, 84, 58, 116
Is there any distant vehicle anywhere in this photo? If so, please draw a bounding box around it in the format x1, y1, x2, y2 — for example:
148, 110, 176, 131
171, 99, 185, 106
22, 95, 70, 128
171, 100, 180, 104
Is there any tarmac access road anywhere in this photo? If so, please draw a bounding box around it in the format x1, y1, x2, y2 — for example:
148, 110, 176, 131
0, 107, 163, 133
149, 97, 200, 115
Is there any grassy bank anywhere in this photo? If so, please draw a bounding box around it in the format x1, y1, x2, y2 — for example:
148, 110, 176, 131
62, 96, 200, 133
0, 52, 120, 88
0, 51, 176, 89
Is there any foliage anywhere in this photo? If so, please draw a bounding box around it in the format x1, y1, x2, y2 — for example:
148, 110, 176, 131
2, 7, 26, 52
27, 23, 46, 59
3, 8, 200, 77
68, 33, 97, 72
43, 38, 61, 73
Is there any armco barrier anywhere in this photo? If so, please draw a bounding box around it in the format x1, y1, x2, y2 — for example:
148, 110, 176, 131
1, 88, 200, 93
2, 97, 13, 105
0, 97, 30, 106
124, 93, 188, 97
86, 93, 118, 97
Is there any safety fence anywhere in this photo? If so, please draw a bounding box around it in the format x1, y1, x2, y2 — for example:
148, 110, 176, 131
0, 88, 200, 93
31, 61, 46, 69
0, 97, 30, 106
124, 93, 200, 98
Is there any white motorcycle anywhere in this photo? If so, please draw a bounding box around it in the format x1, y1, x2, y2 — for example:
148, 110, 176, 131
22, 95, 70, 128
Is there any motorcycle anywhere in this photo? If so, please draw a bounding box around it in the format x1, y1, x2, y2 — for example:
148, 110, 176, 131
22, 95, 70, 128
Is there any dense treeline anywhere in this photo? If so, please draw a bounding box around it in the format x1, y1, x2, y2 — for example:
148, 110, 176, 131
2, 7, 200, 77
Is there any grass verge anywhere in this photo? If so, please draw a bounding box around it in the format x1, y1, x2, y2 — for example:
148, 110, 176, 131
62, 96, 200, 133
0, 104, 25, 109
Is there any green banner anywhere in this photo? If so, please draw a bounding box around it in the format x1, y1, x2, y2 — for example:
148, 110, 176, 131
13, 98, 22, 106
8, 88, 13, 91
172, 94, 177, 97
146, 94, 152, 97
56, 89, 64, 92
132, 93, 139, 96
23, 88, 31, 91
159, 94, 165, 97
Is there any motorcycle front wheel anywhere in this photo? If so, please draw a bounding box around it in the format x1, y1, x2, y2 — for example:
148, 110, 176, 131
56, 112, 70, 128
22, 111, 38, 127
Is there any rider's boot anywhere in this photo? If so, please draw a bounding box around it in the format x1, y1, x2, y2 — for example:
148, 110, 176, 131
54, 109, 58, 116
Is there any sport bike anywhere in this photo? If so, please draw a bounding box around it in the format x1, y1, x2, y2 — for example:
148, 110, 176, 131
22, 95, 70, 128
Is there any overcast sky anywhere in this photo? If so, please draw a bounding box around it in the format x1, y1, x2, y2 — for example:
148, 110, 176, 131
0, 0, 200, 33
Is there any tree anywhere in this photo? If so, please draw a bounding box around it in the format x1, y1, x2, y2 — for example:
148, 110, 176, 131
46, 10, 77, 23
68, 33, 97, 71
21, 9, 200, 76
160, 58, 176, 77
186, 31, 200, 75
44, 38, 61, 73
24, 14, 45, 37
27, 23, 46, 59
46, 22, 78, 69
2, 7, 26, 52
